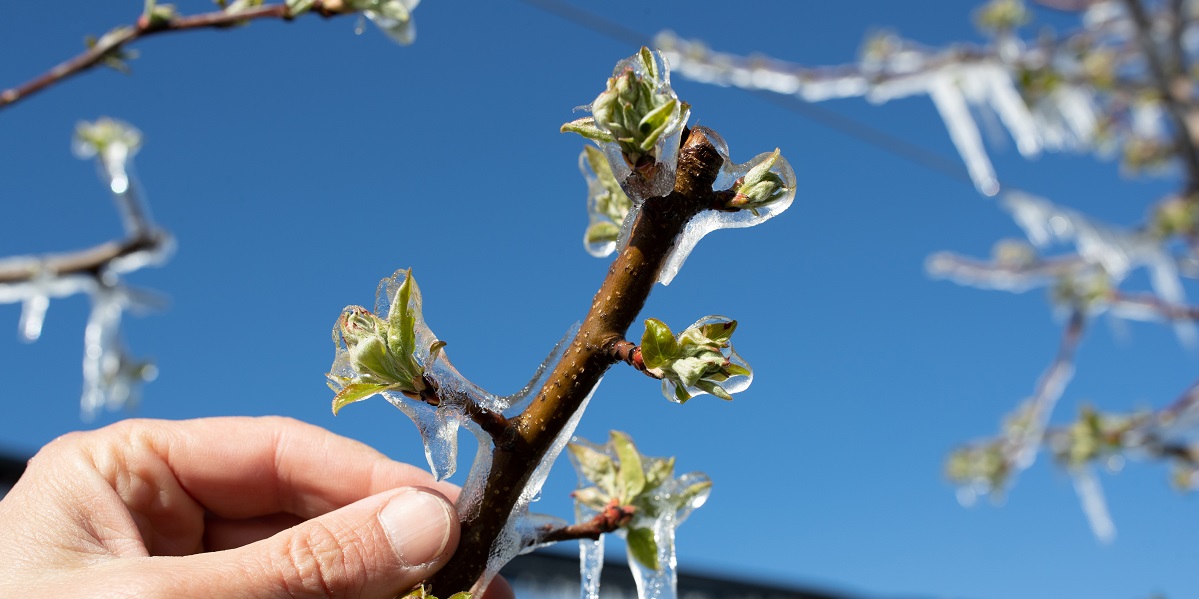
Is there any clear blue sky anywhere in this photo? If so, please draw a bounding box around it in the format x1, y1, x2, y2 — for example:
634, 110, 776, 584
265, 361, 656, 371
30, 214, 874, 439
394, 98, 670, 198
2, 2, 1196, 598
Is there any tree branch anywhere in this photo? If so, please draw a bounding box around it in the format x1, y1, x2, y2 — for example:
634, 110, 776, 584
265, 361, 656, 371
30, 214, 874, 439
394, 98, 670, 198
1121, 0, 1199, 194
0, 2, 346, 111
426, 127, 725, 595
0, 232, 167, 285
533, 502, 635, 545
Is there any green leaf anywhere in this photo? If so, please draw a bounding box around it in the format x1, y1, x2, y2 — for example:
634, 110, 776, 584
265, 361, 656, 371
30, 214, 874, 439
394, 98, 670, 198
700, 320, 737, 344
331, 382, 395, 415
586, 221, 621, 244
670, 356, 710, 388
672, 479, 713, 511
611, 431, 645, 503
644, 456, 675, 491
696, 380, 733, 401
447, 593, 473, 599
571, 486, 611, 512
562, 118, 615, 143
568, 442, 617, 495
724, 363, 751, 378
640, 318, 678, 370
389, 268, 418, 360
626, 527, 660, 571
638, 46, 656, 80
673, 382, 692, 403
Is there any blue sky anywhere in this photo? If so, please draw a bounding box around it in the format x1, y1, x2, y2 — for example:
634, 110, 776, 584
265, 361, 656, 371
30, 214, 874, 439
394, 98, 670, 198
2, 2, 1197, 598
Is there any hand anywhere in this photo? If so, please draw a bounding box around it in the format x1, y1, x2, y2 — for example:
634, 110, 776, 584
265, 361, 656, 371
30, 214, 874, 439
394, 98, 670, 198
0, 416, 513, 599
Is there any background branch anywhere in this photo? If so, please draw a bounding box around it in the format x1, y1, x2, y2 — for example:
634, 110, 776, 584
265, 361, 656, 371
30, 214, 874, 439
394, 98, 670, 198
0, 2, 344, 111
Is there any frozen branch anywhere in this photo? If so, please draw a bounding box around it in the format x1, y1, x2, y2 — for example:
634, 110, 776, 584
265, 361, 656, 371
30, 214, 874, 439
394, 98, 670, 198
0, 2, 351, 111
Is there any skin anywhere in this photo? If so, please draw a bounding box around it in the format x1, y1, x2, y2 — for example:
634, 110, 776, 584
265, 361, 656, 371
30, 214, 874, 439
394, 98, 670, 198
0, 416, 514, 599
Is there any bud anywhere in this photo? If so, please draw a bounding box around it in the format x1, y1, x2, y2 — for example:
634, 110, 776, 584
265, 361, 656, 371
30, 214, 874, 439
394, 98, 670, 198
724, 148, 790, 216
640, 316, 751, 403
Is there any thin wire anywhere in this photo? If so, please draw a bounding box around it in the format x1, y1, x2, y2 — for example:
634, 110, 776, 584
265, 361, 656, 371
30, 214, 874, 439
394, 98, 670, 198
519, 0, 1008, 193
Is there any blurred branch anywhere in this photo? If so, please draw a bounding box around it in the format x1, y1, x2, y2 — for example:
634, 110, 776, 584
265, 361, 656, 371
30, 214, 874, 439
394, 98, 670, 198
0, 2, 346, 111
0, 233, 166, 285
1121, 0, 1199, 194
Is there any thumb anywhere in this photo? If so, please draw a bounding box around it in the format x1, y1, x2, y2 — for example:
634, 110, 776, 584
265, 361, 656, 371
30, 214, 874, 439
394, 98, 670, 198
195, 487, 459, 598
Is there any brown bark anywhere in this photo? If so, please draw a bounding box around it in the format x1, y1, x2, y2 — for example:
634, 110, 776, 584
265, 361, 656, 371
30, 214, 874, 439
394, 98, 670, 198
425, 128, 724, 595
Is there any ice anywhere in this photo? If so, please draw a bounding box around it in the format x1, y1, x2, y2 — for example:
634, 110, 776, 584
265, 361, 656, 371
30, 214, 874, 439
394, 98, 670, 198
80, 285, 156, 419
1071, 466, 1116, 543
567, 433, 711, 599
658, 128, 797, 285
1003, 192, 1194, 342
928, 73, 1000, 196
331, 268, 582, 479
472, 381, 600, 596
589, 50, 690, 204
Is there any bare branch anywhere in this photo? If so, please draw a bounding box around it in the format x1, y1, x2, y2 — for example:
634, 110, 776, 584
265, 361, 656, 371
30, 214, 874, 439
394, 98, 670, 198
0, 2, 346, 111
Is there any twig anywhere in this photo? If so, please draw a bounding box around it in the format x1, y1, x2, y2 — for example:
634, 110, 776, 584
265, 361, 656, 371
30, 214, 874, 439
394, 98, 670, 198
534, 502, 635, 545
0, 2, 344, 111
607, 339, 660, 378
411, 375, 511, 444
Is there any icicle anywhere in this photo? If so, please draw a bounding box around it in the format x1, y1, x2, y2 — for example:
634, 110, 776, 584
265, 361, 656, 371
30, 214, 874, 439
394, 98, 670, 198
1071, 466, 1116, 543
579, 536, 604, 599
928, 73, 1000, 196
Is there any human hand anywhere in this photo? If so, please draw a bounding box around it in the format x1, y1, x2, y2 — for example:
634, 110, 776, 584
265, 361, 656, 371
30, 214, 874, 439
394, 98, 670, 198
0, 416, 513, 599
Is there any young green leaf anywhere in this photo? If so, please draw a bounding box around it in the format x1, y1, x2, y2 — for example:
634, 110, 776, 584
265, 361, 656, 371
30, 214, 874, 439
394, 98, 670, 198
611, 431, 646, 502
626, 526, 660, 571
640, 318, 678, 370
644, 456, 676, 491
568, 442, 618, 495
331, 382, 397, 415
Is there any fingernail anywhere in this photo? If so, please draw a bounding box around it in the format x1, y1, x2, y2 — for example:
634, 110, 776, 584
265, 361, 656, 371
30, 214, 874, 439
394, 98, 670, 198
379, 488, 453, 567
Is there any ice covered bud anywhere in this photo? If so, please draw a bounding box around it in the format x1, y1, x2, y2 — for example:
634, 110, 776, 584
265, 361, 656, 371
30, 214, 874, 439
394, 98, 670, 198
73, 118, 142, 161
328, 268, 439, 414
579, 145, 634, 256
945, 440, 1011, 494
568, 431, 711, 571
724, 148, 790, 216
640, 316, 752, 403
558, 45, 690, 191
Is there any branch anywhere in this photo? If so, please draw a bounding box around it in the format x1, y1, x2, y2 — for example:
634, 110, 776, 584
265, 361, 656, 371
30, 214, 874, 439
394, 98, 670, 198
426, 127, 725, 595
533, 502, 635, 545
0, 2, 346, 111
411, 375, 511, 443
607, 339, 660, 378
1121, 0, 1199, 194
0, 232, 167, 285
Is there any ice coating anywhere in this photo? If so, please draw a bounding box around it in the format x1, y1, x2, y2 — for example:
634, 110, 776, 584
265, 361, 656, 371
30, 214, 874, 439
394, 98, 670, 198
1003, 192, 1194, 342
578, 536, 604, 599
472, 381, 600, 596
654, 22, 1136, 197
329, 268, 582, 479
80, 285, 158, 419
579, 146, 634, 258
658, 315, 752, 403
363, 0, 420, 45
658, 128, 797, 285
1071, 466, 1116, 542
567, 433, 712, 599
588, 49, 690, 203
